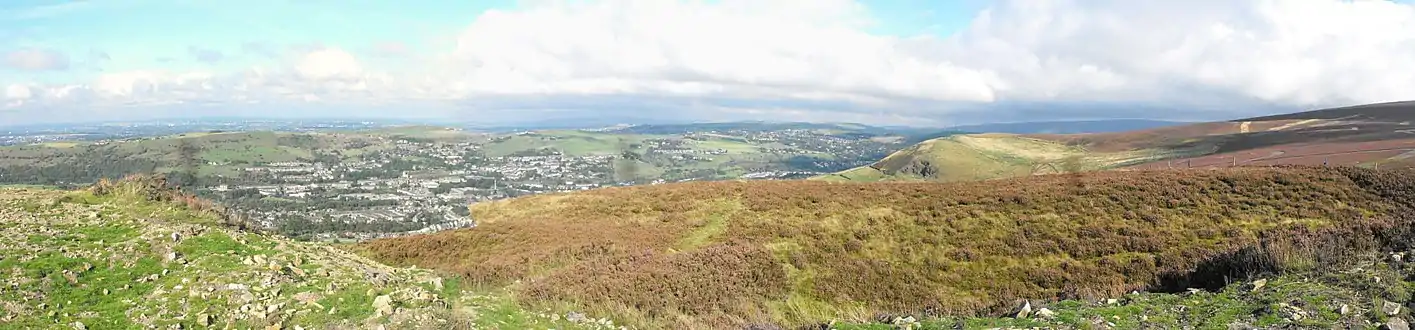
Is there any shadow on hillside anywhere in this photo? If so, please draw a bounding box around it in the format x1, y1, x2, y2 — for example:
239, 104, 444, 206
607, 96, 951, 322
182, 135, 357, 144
1152, 166, 1415, 293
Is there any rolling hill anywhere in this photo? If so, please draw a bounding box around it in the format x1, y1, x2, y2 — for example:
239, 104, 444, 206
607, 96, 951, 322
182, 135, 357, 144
944, 119, 1190, 134
818, 101, 1415, 182
357, 166, 1415, 329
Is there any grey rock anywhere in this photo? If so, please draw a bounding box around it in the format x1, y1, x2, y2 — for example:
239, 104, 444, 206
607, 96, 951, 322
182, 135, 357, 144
1036, 307, 1057, 319
1386, 301, 1403, 316
373, 295, 393, 316
1015, 300, 1032, 318
1385, 318, 1410, 330
566, 311, 588, 323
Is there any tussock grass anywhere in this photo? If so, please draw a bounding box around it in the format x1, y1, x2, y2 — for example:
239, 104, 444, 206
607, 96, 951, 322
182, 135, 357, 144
359, 166, 1415, 329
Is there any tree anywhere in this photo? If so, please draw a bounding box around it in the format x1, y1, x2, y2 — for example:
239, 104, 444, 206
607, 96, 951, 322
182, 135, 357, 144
613, 138, 642, 182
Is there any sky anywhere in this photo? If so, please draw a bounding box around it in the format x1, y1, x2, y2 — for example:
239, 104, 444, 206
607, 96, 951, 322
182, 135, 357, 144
2, 0, 1414, 127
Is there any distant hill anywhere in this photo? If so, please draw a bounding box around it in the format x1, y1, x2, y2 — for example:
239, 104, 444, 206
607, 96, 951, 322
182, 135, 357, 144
945, 119, 1190, 134
359, 166, 1415, 329
819, 101, 1415, 182
608, 121, 898, 135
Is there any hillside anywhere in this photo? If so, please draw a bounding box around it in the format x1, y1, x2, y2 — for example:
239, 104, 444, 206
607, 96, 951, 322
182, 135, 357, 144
358, 166, 1415, 329
944, 119, 1189, 134
0, 176, 605, 329
820, 101, 1415, 182
813, 134, 1173, 182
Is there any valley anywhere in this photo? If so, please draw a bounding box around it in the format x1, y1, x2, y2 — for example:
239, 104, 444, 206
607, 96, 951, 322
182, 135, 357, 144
0, 122, 908, 241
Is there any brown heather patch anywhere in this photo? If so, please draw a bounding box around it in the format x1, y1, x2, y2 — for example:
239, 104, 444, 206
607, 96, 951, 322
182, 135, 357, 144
358, 166, 1414, 329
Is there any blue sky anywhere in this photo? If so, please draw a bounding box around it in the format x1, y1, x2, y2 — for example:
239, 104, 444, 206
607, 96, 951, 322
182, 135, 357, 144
2, 0, 1414, 126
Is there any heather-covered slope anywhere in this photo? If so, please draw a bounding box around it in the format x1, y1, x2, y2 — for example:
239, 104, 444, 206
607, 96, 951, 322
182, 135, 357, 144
359, 166, 1415, 329
820, 101, 1415, 183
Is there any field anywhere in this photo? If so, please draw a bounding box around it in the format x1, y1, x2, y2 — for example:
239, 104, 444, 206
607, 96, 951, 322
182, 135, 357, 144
357, 166, 1415, 329
481, 131, 663, 157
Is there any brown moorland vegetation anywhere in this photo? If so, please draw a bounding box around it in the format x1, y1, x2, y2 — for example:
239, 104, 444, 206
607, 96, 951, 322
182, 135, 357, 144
357, 166, 1415, 329
1126, 138, 1415, 170
831, 101, 1415, 183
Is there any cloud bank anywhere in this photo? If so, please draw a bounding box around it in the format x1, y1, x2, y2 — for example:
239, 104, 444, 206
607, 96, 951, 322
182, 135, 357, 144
3, 0, 1414, 126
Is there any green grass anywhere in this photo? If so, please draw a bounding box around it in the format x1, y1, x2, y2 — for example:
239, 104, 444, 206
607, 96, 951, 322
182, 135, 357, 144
818, 133, 1171, 182
692, 138, 762, 154
673, 200, 741, 251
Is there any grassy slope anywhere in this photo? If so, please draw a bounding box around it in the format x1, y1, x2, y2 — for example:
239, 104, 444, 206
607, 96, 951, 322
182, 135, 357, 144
358, 166, 1413, 329
812, 134, 1174, 182
0, 177, 605, 330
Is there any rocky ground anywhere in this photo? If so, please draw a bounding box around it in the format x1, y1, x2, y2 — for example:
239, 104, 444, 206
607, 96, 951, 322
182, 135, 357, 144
0, 184, 617, 330
832, 252, 1415, 330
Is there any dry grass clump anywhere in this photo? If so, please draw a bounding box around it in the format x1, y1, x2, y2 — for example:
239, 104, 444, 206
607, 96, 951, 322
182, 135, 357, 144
83, 173, 257, 230
523, 241, 788, 327
359, 166, 1414, 329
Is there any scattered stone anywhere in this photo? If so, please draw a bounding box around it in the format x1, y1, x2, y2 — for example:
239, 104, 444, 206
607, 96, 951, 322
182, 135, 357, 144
373, 295, 393, 316
1386, 318, 1411, 330
1035, 308, 1056, 319
170, 232, 181, 243
1105, 298, 1119, 305
196, 313, 210, 327
1015, 300, 1032, 318
1341, 304, 1351, 315
1386, 301, 1403, 316
1227, 321, 1254, 330
1251, 278, 1267, 291
72, 321, 86, 330
566, 311, 588, 323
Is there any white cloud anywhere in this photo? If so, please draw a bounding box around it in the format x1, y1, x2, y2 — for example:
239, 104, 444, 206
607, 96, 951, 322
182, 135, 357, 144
294, 48, 363, 80
948, 0, 1415, 108
6, 0, 1415, 124
3, 48, 70, 71
4, 84, 31, 100
439, 0, 998, 103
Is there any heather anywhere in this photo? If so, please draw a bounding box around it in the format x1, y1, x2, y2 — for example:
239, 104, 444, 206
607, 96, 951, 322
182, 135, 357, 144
359, 166, 1415, 328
